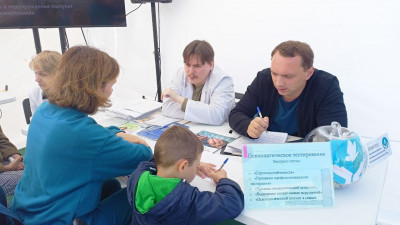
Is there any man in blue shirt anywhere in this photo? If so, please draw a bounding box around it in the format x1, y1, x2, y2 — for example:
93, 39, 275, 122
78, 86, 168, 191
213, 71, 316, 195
229, 40, 347, 138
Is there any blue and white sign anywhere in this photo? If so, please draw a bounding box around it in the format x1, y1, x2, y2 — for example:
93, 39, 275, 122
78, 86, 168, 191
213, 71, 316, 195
242, 142, 334, 209
366, 133, 392, 168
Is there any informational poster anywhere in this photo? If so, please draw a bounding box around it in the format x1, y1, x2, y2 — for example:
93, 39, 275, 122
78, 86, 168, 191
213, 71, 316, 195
242, 142, 334, 209
366, 133, 392, 168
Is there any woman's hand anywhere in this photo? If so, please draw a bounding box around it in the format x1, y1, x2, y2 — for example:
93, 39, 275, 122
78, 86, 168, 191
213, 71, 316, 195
116, 132, 149, 147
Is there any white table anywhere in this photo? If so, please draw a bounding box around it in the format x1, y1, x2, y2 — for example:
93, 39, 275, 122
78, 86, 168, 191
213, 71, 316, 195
92, 111, 389, 225
0, 91, 16, 105
377, 141, 400, 225
163, 121, 388, 225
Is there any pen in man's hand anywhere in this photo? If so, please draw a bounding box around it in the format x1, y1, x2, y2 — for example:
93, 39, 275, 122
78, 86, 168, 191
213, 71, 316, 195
257, 106, 263, 117
217, 158, 229, 171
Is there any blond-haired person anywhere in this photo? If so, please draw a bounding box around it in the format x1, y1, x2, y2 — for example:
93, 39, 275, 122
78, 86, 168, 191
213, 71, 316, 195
28, 50, 62, 114
10, 46, 152, 225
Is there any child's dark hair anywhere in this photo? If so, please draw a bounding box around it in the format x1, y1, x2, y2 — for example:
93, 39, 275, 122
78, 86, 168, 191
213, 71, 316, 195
154, 126, 204, 167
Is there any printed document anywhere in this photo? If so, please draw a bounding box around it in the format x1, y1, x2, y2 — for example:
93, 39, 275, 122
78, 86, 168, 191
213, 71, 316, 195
225, 131, 288, 155
242, 142, 334, 209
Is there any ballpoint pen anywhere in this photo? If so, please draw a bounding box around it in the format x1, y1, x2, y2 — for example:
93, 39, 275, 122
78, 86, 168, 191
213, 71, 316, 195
257, 106, 263, 118
217, 158, 229, 171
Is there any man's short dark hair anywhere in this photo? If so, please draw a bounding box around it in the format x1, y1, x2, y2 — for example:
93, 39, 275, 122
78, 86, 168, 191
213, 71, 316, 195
271, 40, 314, 70
183, 40, 214, 65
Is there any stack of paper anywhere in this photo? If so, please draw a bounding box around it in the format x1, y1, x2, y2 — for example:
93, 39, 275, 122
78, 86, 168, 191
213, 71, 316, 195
106, 98, 162, 120
224, 131, 288, 155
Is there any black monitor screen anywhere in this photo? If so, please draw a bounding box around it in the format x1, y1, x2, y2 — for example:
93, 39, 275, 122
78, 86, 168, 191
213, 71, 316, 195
0, 0, 127, 28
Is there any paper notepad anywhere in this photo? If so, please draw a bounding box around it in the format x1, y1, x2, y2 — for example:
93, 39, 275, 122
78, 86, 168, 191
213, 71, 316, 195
190, 152, 243, 192
224, 131, 288, 155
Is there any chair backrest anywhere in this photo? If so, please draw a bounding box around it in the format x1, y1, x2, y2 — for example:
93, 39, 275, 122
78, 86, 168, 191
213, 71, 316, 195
0, 186, 23, 225
235, 92, 244, 100
22, 98, 32, 125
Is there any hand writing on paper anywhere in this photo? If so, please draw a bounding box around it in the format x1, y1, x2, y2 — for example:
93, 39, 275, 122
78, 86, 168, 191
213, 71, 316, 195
116, 132, 149, 147
197, 162, 216, 179
4, 155, 24, 171
161, 88, 185, 105
209, 169, 227, 183
247, 116, 269, 138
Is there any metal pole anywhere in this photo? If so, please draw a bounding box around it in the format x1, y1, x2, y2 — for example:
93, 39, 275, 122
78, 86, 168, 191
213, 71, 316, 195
151, 2, 162, 102
32, 28, 42, 54
59, 28, 68, 53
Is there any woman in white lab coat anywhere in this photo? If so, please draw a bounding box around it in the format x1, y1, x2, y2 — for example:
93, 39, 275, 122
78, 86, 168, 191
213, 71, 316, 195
161, 40, 234, 126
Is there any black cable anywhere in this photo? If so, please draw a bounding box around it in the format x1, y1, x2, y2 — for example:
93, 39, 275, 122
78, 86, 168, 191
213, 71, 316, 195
65, 29, 70, 50
126, 3, 143, 16
158, 3, 161, 70
81, 28, 88, 46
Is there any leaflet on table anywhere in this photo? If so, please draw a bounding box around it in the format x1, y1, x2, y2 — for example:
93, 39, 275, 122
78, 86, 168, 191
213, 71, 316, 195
117, 122, 142, 134
224, 131, 288, 155
137, 122, 189, 141
196, 130, 237, 153
366, 133, 392, 168
106, 98, 162, 120
242, 142, 334, 209
96, 116, 132, 128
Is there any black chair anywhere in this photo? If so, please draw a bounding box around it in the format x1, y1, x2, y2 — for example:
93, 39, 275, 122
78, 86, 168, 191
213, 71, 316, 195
22, 98, 32, 124
235, 92, 244, 100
